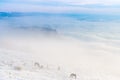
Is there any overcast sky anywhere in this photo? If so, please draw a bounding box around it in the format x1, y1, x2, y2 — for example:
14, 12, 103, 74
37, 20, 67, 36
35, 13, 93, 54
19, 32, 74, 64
0, 0, 120, 14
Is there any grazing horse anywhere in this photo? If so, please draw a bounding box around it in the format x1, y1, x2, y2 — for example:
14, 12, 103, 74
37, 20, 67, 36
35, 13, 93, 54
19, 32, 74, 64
69, 73, 77, 79
34, 62, 43, 69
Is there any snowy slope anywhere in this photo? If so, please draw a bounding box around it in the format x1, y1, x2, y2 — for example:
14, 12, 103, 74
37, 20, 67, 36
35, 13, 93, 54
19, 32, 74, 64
0, 27, 120, 80
0, 48, 70, 80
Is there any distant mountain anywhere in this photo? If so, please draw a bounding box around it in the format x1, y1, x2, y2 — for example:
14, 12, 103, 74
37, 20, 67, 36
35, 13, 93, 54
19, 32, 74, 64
0, 12, 22, 17
14, 26, 57, 35
20, 26, 56, 32
0, 12, 120, 22
0, 12, 54, 17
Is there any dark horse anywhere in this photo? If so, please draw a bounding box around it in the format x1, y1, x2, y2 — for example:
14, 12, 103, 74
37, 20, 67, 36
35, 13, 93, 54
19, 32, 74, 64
69, 73, 77, 79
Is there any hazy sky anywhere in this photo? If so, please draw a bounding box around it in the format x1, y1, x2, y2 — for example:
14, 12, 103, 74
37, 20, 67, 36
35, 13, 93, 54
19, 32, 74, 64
0, 0, 120, 14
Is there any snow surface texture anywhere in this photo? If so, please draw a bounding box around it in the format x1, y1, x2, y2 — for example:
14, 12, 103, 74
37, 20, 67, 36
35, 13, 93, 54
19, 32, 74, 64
0, 48, 69, 80
1, 31, 120, 80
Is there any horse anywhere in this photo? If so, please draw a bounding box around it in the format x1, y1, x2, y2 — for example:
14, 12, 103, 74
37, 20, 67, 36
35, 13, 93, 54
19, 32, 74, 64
69, 73, 77, 79
34, 62, 43, 69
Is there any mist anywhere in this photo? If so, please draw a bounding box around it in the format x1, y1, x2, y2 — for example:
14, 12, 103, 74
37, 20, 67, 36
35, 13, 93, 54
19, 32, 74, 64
1, 14, 120, 79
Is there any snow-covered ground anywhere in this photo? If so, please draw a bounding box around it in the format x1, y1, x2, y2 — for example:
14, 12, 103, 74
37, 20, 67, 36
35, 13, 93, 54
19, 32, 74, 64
0, 45, 69, 80
0, 30, 120, 80
0, 30, 78, 80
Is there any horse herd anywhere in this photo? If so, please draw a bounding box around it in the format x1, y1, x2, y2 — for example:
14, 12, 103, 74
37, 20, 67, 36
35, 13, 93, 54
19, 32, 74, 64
34, 62, 77, 79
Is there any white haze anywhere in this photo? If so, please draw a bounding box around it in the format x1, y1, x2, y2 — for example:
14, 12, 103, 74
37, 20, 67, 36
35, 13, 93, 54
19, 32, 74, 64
0, 16, 120, 80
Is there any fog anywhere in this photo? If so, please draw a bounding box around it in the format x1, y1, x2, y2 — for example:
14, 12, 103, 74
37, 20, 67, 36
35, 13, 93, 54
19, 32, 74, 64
1, 15, 120, 79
